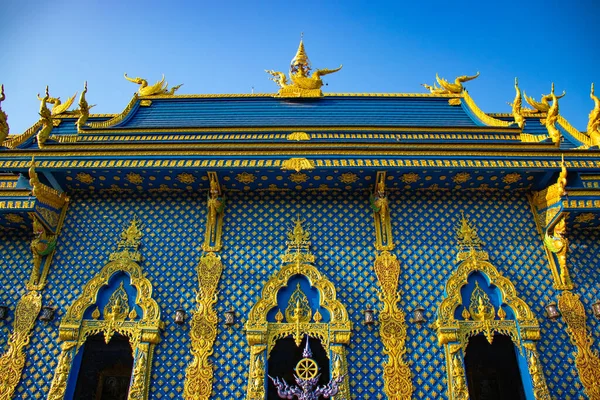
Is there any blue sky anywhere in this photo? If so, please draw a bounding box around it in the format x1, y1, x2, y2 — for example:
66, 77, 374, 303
1, 0, 598, 133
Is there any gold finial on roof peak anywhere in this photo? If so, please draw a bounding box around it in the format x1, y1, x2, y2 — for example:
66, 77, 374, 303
266, 36, 342, 98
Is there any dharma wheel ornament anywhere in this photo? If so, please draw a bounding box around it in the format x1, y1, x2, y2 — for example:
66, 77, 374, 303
269, 336, 345, 400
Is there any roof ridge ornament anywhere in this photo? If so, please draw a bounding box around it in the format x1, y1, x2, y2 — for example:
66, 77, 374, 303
587, 82, 600, 146
524, 84, 566, 113
124, 73, 182, 96
544, 82, 564, 145
0, 84, 8, 143
266, 37, 342, 98
36, 86, 53, 148
510, 78, 525, 129
423, 72, 479, 94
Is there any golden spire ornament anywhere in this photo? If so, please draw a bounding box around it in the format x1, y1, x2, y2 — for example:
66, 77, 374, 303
266, 36, 342, 98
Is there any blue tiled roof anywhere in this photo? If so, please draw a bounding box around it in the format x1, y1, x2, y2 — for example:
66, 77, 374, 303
116, 96, 480, 129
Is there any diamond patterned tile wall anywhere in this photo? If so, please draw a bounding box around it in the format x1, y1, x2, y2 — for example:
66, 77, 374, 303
1, 188, 592, 399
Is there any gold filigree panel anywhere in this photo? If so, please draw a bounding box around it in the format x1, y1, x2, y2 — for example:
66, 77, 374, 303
184, 252, 224, 400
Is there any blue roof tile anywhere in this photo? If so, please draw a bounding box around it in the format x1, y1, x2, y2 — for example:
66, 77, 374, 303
118, 96, 479, 129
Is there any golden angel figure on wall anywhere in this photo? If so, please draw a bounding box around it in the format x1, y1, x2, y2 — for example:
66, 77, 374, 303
203, 173, 225, 252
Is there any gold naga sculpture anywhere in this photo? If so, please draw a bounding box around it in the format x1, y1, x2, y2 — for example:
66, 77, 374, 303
76, 81, 94, 130
266, 39, 342, 98
422, 72, 480, 94
524, 85, 566, 113
37, 89, 77, 116
0, 84, 8, 143
37, 86, 54, 148
509, 78, 525, 129
124, 73, 183, 96
544, 83, 564, 144
587, 83, 600, 146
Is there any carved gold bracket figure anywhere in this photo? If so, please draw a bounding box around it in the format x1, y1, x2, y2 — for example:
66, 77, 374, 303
371, 172, 394, 251
266, 38, 342, 98
184, 172, 226, 400
203, 172, 225, 252
557, 291, 600, 400
437, 215, 550, 400
530, 156, 573, 290
47, 219, 162, 400
0, 84, 9, 143
369, 171, 414, 399
124, 73, 182, 96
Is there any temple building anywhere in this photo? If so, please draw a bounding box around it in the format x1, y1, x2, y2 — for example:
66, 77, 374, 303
1, 40, 600, 400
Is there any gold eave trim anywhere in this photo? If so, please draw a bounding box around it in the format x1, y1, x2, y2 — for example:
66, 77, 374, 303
137, 92, 462, 100
0, 149, 598, 159
79, 125, 522, 135
8, 141, 560, 152
0, 190, 33, 197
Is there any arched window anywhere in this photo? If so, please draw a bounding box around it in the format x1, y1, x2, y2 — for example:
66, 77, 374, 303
436, 216, 551, 400
47, 219, 162, 400
245, 218, 351, 400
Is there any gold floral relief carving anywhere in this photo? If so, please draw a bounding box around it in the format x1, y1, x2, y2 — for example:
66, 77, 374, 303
0, 290, 42, 400
373, 251, 413, 399
369, 172, 413, 399
557, 291, 600, 400
183, 252, 224, 400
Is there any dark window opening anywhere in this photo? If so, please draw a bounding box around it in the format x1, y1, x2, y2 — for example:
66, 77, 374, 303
73, 333, 134, 400
267, 337, 329, 400
465, 334, 526, 400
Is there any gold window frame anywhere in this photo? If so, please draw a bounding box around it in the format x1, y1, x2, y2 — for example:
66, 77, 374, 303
436, 250, 550, 400
245, 260, 352, 400
46, 256, 162, 400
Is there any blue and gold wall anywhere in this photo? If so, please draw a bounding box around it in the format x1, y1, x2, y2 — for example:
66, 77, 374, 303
1, 188, 597, 399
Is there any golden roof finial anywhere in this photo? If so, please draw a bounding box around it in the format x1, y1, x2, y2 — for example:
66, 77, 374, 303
266, 36, 342, 98
291, 37, 311, 74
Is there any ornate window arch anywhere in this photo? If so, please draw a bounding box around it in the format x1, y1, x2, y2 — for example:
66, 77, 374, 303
47, 219, 162, 400
245, 218, 352, 400
436, 216, 551, 400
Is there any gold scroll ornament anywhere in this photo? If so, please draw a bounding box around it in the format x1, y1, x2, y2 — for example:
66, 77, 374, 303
0, 291, 42, 400
183, 252, 224, 400
557, 291, 600, 400
373, 251, 413, 399
370, 172, 413, 399
184, 172, 226, 400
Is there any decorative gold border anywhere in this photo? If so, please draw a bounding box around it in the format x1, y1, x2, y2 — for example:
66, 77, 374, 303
245, 259, 352, 400
557, 291, 600, 399
436, 218, 550, 399
183, 252, 224, 400
48, 255, 162, 400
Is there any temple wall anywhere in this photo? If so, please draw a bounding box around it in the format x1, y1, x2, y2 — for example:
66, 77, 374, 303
1, 189, 597, 399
